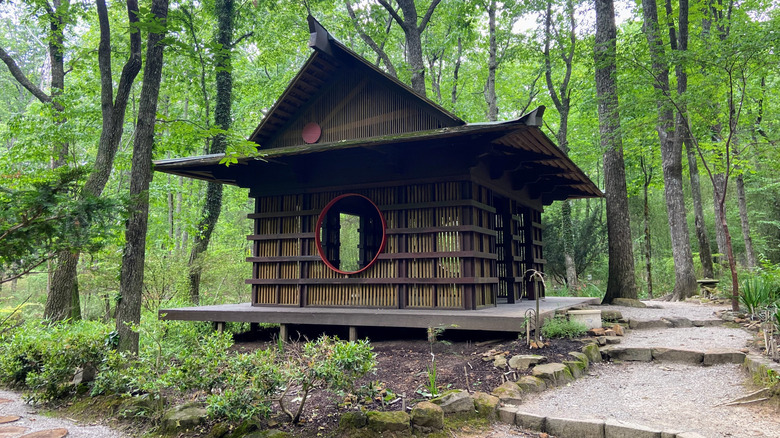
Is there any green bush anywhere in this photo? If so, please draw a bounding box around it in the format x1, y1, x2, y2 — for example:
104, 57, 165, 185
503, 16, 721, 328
740, 275, 777, 317
206, 349, 284, 421
0, 320, 110, 402
541, 316, 588, 339
283, 336, 376, 423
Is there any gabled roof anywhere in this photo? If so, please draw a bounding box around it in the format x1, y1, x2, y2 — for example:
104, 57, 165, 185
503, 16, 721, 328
248, 16, 463, 149
153, 16, 603, 204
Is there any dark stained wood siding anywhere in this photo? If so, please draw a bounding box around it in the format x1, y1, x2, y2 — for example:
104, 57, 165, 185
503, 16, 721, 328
264, 65, 454, 149
246, 178, 545, 309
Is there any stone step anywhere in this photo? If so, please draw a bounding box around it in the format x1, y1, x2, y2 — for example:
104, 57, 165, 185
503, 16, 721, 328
628, 317, 723, 330
499, 407, 709, 438
599, 346, 746, 365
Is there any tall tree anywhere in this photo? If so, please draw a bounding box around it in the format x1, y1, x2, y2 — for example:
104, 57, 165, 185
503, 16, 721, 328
641, 0, 696, 300
594, 0, 638, 303
543, 0, 578, 290
374, 0, 442, 96
666, 0, 715, 279
116, 0, 169, 354
188, 0, 237, 304
44, 0, 143, 321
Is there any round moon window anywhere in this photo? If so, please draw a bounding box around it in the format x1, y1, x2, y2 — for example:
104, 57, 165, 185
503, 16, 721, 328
315, 194, 386, 275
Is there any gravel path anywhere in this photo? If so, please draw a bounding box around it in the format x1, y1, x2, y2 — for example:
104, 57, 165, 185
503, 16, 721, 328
511, 300, 780, 438
600, 299, 729, 321
618, 326, 752, 350
518, 362, 779, 437
0, 389, 126, 438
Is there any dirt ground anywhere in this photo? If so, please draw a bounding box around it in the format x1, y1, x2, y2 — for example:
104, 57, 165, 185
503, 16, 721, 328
226, 325, 581, 437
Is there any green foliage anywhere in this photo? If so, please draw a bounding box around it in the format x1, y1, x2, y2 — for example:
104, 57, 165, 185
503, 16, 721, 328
206, 349, 283, 421
542, 203, 607, 285
283, 335, 376, 423
540, 316, 588, 339
0, 166, 122, 284
740, 271, 780, 317
0, 320, 110, 402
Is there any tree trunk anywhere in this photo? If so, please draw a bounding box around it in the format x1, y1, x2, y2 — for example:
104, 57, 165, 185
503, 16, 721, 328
484, 0, 498, 121
641, 0, 696, 300
685, 139, 714, 278
116, 0, 168, 355
712, 172, 728, 265
45, 0, 143, 321
544, 0, 578, 291
378, 0, 441, 97
735, 173, 757, 269
643, 175, 653, 298
188, 0, 235, 305
451, 36, 461, 106
670, 0, 714, 280
594, 0, 637, 304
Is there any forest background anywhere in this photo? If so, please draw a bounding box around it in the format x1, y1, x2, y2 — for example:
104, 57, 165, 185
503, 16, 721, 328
1, 0, 779, 339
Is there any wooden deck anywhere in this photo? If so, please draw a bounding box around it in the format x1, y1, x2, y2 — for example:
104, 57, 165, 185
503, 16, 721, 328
159, 297, 600, 334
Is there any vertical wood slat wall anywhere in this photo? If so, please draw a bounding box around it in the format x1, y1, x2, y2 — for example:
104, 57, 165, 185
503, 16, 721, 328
246, 180, 543, 309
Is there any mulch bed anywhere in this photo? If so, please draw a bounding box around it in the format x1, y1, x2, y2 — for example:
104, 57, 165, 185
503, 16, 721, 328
226, 325, 584, 437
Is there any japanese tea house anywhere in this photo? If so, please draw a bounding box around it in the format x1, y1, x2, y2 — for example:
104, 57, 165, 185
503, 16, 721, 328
155, 17, 601, 320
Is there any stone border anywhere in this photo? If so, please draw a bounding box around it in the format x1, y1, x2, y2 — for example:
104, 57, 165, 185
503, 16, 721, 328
491, 341, 756, 438
628, 317, 723, 330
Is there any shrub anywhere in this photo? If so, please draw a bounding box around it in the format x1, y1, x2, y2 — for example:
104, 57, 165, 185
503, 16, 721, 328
541, 316, 588, 339
741, 276, 774, 317
0, 320, 110, 402
282, 336, 376, 423
206, 349, 284, 421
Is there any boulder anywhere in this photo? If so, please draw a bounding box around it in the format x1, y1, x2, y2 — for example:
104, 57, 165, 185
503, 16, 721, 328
410, 401, 444, 432
516, 376, 547, 393
366, 411, 410, 433
471, 392, 499, 420
563, 360, 587, 379
611, 324, 625, 336
531, 363, 574, 386
430, 390, 474, 414
568, 351, 590, 368
582, 343, 602, 363
605, 336, 622, 345
651, 348, 704, 364
71, 363, 97, 385
508, 354, 546, 370
493, 356, 508, 369
588, 327, 607, 336
160, 403, 207, 435
339, 411, 368, 429
601, 309, 623, 322
118, 394, 163, 420
492, 381, 524, 405
611, 298, 647, 308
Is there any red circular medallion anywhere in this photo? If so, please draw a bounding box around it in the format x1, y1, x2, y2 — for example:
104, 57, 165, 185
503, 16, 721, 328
302, 122, 322, 144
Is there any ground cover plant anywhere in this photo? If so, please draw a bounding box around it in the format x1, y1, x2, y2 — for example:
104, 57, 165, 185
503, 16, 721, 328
0, 312, 585, 436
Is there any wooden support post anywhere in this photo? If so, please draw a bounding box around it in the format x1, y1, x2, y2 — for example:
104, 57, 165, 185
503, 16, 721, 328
349, 326, 358, 342
279, 323, 288, 342
214, 321, 225, 333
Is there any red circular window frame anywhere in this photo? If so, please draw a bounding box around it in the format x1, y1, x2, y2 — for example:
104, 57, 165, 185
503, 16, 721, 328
315, 193, 387, 275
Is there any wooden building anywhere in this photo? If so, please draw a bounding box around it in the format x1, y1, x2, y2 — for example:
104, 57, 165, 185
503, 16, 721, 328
155, 17, 601, 313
